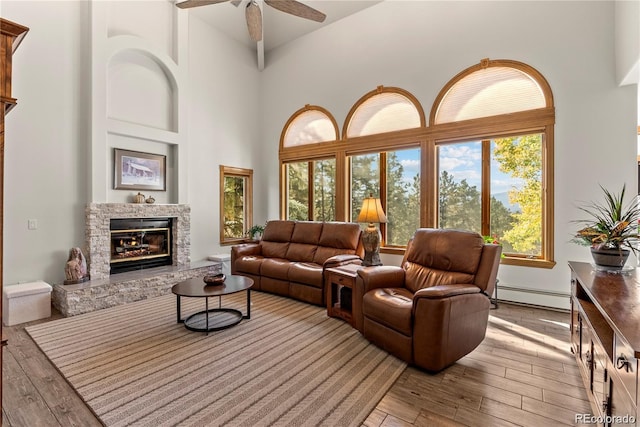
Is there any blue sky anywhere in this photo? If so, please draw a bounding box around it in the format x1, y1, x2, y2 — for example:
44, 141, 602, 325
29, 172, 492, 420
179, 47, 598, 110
395, 143, 524, 195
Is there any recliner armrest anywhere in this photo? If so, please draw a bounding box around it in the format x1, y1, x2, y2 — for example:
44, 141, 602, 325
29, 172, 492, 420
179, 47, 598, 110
413, 284, 482, 300
357, 266, 405, 293
231, 243, 262, 259
323, 254, 361, 269
352, 266, 406, 332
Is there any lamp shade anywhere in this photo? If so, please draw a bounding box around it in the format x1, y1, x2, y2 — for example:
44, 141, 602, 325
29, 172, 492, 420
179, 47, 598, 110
357, 194, 388, 224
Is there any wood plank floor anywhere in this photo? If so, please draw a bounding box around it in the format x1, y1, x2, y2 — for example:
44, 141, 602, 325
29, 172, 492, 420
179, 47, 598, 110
1, 301, 588, 427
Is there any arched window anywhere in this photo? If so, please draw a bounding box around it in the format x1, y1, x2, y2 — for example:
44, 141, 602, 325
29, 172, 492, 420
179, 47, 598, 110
282, 105, 339, 148
345, 88, 423, 137
280, 106, 339, 221
277, 60, 554, 268
344, 86, 425, 247
430, 59, 554, 267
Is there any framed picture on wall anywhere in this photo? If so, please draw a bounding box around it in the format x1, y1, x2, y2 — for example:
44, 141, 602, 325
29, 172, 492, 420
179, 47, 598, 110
114, 148, 166, 191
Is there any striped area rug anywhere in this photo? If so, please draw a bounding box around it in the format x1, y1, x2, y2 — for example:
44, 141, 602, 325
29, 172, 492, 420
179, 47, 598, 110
26, 290, 406, 426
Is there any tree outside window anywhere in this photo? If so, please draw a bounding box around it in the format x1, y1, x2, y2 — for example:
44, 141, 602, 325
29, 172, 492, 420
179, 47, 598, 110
437, 134, 542, 257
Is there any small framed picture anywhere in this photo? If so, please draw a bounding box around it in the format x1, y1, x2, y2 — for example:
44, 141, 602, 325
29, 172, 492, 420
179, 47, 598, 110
114, 148, 166, 191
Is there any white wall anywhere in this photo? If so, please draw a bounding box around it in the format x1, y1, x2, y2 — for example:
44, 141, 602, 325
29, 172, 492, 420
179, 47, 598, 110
3, 1, 90, 285
186, 14, 264, 263
2, 1, 263, 285
260, 1, 638, 309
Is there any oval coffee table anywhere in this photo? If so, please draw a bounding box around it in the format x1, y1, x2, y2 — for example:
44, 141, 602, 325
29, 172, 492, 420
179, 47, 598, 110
171, 275, 253, 334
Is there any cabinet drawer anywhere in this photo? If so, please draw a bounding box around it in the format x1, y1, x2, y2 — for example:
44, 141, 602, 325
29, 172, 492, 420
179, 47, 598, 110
329, 274, 354, 287
614, 334, 638, 405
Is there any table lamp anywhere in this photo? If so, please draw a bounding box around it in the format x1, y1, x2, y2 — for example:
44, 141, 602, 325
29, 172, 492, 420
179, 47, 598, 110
356, 193, 388, 266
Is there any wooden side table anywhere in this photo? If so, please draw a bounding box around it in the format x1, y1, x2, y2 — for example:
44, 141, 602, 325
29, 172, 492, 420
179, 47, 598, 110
325, 264, 361, 327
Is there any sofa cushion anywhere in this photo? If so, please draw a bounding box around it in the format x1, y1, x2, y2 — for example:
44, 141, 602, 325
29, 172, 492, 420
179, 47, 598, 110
288, 262, 324, 288
318, 222, 361, 250
363, 287, 414, 336
261, 258, 291, 281
406, 228, 484, 274
403, 262, 475, 294
261, 241, 290, 259
262, 220, 295, 242
234, 255, 264, 275
286, 243, 318, 263
404, 229, 483, 293
291, 221, 324, 244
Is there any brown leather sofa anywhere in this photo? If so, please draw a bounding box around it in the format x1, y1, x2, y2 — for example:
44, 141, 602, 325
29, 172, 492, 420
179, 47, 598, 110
231, 220, 364, 306
352, 228, 501, 372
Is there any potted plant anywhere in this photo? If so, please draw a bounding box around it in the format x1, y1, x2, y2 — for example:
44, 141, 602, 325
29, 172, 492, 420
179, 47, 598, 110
573, 184, 640, 269
246, 224, 265, 241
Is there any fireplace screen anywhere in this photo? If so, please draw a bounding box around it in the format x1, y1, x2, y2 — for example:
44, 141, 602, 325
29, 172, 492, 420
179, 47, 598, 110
110, 218, 172, 274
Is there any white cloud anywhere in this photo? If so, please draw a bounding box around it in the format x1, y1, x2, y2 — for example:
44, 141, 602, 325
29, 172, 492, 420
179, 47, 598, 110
400, 159, 420, 168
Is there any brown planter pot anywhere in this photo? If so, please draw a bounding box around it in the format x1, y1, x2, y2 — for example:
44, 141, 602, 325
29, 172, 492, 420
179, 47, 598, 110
590, 247, 630, 269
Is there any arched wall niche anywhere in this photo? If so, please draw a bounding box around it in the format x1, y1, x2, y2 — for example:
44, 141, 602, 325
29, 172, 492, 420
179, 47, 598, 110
107, 48, 177, 132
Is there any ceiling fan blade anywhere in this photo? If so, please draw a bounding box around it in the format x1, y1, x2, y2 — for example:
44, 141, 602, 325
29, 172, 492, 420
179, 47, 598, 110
245, 1, 263, 42
264, 0, 326, 23
175, 0, 230, 9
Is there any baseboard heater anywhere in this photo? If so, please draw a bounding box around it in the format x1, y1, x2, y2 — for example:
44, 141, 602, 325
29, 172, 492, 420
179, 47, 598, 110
497, 284, 570, 312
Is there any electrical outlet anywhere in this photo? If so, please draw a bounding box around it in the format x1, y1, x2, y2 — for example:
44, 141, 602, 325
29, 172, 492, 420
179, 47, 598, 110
27, 219, 38, 230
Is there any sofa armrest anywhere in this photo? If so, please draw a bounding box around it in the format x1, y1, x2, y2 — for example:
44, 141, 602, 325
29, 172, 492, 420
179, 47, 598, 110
323, 254, 362, 269
231, 243, 262, 258
352, 266, 405, 332
230, 243, 262, 274
413, 284, 482, 300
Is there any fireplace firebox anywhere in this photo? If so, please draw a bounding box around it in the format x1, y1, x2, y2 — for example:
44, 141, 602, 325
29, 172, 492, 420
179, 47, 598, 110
110, 217, 172, 274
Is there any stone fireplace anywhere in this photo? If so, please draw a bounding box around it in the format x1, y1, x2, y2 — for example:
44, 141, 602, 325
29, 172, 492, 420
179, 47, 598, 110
86, 203, 191, 280
52, 203, 219, 317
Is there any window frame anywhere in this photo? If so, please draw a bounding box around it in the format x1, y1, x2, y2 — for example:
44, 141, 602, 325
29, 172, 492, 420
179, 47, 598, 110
278, 60, 555, 268
219, 165, 254, 246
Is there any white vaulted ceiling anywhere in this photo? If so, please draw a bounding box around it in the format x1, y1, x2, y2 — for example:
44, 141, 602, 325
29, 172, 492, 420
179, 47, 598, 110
184, 0, 381, 68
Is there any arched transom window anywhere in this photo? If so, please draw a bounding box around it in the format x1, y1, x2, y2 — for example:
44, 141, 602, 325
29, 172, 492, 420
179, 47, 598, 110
345, 87, 423, 137
434, 65, 547, 124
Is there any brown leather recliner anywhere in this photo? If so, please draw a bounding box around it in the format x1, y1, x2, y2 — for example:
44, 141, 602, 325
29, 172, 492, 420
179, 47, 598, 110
352, 228, 501, 372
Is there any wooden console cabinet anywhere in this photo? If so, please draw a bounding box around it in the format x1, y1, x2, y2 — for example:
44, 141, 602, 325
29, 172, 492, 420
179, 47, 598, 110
570, 261, 640, 426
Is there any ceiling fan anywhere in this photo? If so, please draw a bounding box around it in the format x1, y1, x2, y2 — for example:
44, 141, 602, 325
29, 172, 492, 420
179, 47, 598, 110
175, 0, 327, 42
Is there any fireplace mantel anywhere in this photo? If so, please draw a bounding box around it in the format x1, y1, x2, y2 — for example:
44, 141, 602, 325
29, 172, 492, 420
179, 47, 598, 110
86, 203, 191, 280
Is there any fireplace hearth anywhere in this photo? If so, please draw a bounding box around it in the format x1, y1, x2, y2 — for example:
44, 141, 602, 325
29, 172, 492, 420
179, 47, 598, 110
110, 218, 172, 274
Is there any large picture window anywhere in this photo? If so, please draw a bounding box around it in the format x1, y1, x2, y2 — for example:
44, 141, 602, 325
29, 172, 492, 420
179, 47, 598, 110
285, 159, 336, 221
279, 59, 555, 268
437, 134, 543, 258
